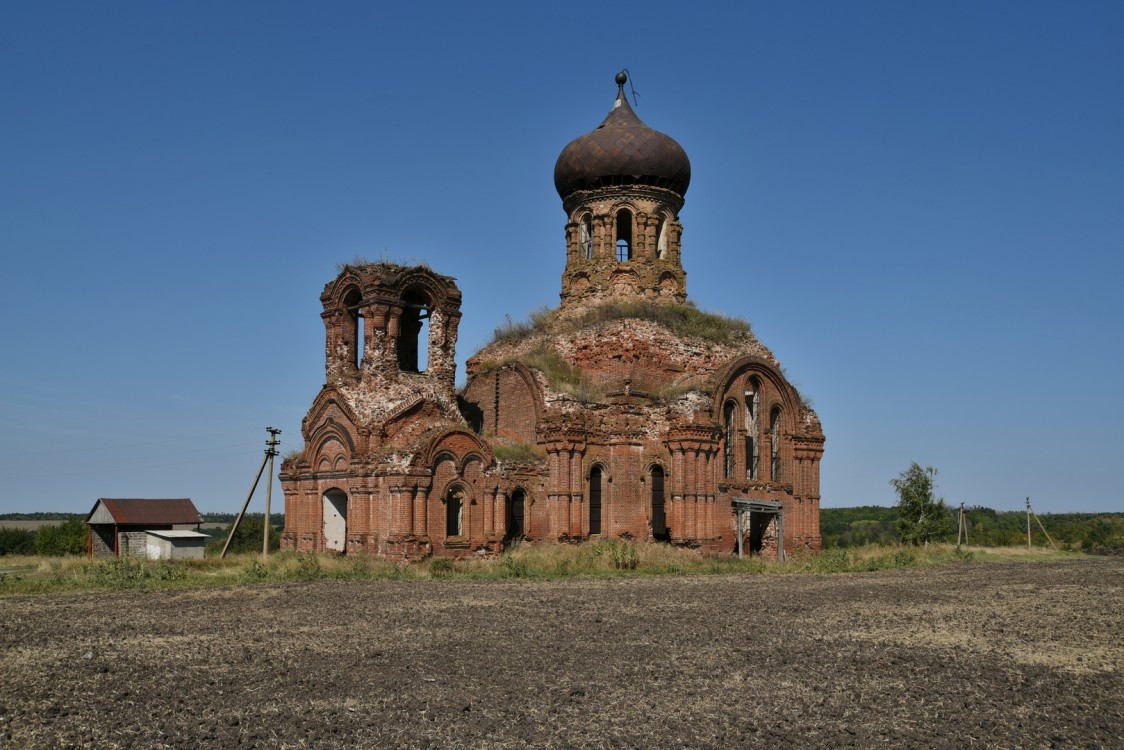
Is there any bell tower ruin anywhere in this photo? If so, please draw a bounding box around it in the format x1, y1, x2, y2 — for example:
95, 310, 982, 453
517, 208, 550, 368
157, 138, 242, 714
554, 71, 690, 309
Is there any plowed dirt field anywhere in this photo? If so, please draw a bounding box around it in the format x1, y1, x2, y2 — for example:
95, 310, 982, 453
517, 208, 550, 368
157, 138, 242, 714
1, 558, 1120, 748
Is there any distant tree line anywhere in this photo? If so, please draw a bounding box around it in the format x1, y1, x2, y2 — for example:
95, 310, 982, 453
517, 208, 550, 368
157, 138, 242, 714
202, 512, 285, 527
822, 506, 1124, 549
0, 520, 87, 556
0, 512, 83, 521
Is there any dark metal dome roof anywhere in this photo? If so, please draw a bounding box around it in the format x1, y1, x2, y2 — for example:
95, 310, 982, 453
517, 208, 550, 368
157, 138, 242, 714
554, 73, 691, 201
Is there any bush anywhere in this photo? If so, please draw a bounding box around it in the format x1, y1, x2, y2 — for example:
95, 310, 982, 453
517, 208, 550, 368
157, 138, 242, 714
429, 557, 455, 577
501, 553, 530, 578
36, 520, 87, 556
0, 527, 37, 556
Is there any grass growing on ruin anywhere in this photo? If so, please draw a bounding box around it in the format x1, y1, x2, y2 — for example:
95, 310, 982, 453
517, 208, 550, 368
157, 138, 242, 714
0, 543, 1078, 596
477, 346, 604, 402
570, 300, 751, 344
492, 439, 546, 464
479, 300, 751, 352
489, 307, 554, 344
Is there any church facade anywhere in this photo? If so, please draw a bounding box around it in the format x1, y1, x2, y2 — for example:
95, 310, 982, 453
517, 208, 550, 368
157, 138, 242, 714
280, 73, 825, 559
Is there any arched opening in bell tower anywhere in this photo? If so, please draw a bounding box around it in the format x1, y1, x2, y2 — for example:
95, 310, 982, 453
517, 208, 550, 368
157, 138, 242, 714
343, 287, 363, 368
615, 209, 632, 261
580, 214, 593, 259
397, 288, 430, 373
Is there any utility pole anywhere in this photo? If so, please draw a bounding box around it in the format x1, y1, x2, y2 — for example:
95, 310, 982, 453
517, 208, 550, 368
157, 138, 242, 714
957, 502, 965, 549
263, 427, 281, 558
220, 427, 281, 560
1026, 497, 1032, 549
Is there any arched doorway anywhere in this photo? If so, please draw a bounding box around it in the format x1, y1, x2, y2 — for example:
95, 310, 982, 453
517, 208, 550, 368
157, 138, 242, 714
322, 489, 348, 553
505, 489, 525, 544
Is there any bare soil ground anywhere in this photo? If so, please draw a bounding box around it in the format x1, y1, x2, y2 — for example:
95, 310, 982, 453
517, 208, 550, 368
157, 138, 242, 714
1, 558, 1120, 749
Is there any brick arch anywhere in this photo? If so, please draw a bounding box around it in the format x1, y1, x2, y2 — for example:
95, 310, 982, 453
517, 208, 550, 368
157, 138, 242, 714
304, 390, 360, 444
568, 271, 592, 294
320, 271, 364, 310
609, 269, 640, 295
460, 363, 545, 444
312, 434, 350, 473
385, 268, 461, 310
610, 200, 639, 216
419, 427, 494, 472
583, 458, 612, 483
308, 417, 356, 459
711, 355, 800, 419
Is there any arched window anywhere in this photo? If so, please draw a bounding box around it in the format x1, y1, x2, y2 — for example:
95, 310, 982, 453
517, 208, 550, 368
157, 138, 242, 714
580, 216, 593, 260
397, 289, 430, 373
770, 406, 782, 481
615, 209, 632, 262
746, 378, 760, 480
589, 466, 603, 535
343, 288, 363, 368
506, 489, 525, 543
651, 466, 668, 541
656, 216, 668, 259
446, 487, 464, 537
723, 400, 737, 478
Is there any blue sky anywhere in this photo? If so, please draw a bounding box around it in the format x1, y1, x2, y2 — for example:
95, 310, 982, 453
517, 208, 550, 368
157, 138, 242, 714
1, 1, 1121, 516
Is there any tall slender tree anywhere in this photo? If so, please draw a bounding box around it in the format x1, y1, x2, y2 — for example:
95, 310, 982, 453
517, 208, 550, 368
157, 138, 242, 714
890, 463, 954, 545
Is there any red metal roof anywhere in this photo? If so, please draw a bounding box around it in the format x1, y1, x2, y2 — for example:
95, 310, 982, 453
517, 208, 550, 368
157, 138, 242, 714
87, 498, 202, 525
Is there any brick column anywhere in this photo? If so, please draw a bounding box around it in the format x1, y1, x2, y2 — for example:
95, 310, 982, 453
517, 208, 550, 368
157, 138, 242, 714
415, 485, 429, 537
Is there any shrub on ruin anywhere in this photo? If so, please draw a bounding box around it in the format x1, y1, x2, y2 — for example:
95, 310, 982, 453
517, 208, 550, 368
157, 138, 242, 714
493, 441, 544, 464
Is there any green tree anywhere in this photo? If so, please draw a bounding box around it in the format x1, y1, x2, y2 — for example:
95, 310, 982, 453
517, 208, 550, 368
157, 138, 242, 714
890, 463, 954, 545
0, 527, 37, 555
35, 519, 88, 556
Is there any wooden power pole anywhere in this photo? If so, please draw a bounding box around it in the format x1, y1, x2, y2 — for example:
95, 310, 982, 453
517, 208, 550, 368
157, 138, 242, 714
220, 427, 281, 559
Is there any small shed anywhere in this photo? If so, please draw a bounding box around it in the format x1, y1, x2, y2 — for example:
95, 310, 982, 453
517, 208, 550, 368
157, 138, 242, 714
85, 498, 204, 559
144, 530, 208, 560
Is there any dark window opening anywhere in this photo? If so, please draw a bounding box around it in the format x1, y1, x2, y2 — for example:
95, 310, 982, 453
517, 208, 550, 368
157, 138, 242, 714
397, 289, 431, 373
505, 489, 525, 543
615, 209, 632, 262
446, 488, 463, 537
651, 466, 668, 541
723, 400, 736, 479
589, 466, 602, 535
770, 406, 782, 481
746, 379, 760, 480
343, 288, 363, 368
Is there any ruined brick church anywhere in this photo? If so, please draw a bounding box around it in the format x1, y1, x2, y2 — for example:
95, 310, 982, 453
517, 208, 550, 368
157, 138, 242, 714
280, 73, 825, 559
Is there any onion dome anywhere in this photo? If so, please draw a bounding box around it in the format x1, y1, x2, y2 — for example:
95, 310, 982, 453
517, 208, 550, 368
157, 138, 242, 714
554, 71, 691, 201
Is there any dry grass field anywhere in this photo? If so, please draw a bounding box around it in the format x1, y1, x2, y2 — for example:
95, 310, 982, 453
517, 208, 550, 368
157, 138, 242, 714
0, 557, 1120, 749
